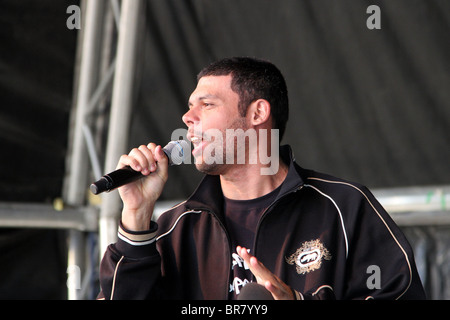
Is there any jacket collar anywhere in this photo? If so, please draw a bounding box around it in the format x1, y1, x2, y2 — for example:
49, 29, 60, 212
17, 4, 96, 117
277, 144, 305, 198
184, 144, 305, 214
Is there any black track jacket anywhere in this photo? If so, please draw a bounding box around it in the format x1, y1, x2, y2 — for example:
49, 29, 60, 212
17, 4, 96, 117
98, 145, 426, 300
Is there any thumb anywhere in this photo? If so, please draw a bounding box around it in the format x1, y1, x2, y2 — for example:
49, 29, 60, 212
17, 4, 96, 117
154, 145, 169, 171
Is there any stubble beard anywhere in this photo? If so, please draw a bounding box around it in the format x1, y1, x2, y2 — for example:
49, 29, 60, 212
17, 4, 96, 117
194, 117, 248, 175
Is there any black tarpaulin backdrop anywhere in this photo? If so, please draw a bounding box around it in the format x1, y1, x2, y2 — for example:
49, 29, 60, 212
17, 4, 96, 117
134, 0, 450, 201
0, 0, 77, 299
0, 0, 449, 299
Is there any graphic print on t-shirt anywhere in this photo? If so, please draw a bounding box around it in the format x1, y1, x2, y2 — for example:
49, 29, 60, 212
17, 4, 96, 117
229, 247, 253, 296
223, 183, 282, 299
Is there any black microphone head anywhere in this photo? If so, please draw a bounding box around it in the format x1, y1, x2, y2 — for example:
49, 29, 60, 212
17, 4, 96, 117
238, 283, 274, 300
163, 140, 190, 166
90, 177, 110, 195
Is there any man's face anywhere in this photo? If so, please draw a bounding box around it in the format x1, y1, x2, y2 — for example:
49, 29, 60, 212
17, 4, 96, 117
183, 75, 248, 174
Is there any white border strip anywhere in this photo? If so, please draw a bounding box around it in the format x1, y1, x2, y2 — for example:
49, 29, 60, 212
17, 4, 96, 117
156, 210, 202, 241
117, 232, 157, 246
304, 184, 349, 258
307, 177, 413, 299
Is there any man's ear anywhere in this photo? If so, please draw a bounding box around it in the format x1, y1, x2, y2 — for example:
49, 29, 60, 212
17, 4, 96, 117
248, 99, 271, 126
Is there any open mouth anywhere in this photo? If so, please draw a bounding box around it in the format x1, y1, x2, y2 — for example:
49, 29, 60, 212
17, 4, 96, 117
188, 134, 206, 156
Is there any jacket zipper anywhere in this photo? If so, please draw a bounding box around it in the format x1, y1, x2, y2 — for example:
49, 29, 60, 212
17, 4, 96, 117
251, 184, 304, 279
188, 184, 303, 297
190, 207, 232, 299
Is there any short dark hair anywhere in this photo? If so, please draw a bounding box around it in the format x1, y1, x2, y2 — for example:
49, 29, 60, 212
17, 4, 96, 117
197, 57, 289, 141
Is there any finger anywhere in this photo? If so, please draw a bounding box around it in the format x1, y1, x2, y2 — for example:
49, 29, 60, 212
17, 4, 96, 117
237, 246, 273, 283
117, 145, 157, 174
129, 146, 155, 174
237, 246, 294, 300
156, 146, 169, 179
146, 144, 169, 174
138, 145, 156, 174
154, 145, 169, 169
146, 143, 163, 172
117, 153, 143, 172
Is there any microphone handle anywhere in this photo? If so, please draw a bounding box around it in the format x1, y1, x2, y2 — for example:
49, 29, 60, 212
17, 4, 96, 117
90, 139, 189, 195
90, 166, 143, 195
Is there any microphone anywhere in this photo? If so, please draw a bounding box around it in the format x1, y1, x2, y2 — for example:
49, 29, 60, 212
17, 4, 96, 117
90, 140, 189, 195
238, 283, 274, 300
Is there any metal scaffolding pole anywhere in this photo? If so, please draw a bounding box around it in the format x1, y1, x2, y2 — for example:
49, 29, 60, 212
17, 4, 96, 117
66, 1, 104, 206
99, 0, 146, 256
64, 0, 105, 300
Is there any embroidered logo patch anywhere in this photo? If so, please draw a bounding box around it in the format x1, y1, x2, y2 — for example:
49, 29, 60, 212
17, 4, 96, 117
286, 239, 331, 275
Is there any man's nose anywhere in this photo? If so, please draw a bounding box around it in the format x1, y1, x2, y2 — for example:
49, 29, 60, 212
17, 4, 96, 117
182, 107, 198, 126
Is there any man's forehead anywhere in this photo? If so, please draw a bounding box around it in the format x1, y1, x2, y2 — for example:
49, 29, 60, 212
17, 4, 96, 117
189, 75, 233, 102
197, 74, 232, 86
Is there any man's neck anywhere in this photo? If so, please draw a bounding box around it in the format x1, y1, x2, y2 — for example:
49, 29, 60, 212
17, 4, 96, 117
219, 161, 288, 200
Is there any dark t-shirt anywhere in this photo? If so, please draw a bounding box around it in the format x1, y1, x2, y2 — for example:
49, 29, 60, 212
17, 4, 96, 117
223, 184, 281, 299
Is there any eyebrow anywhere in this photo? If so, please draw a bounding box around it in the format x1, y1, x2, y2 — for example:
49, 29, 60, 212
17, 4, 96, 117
188, 94, 220, 106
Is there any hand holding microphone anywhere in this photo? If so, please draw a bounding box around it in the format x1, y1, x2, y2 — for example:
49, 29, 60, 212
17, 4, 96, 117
91, 140, 189, 231
90, 140, 189, 195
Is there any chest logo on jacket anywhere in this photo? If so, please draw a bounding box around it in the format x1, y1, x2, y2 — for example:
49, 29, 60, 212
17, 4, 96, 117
286, 239, 332, 275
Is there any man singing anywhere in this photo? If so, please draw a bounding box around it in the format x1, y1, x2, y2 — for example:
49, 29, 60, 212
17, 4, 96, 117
98, 57, 425, 300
